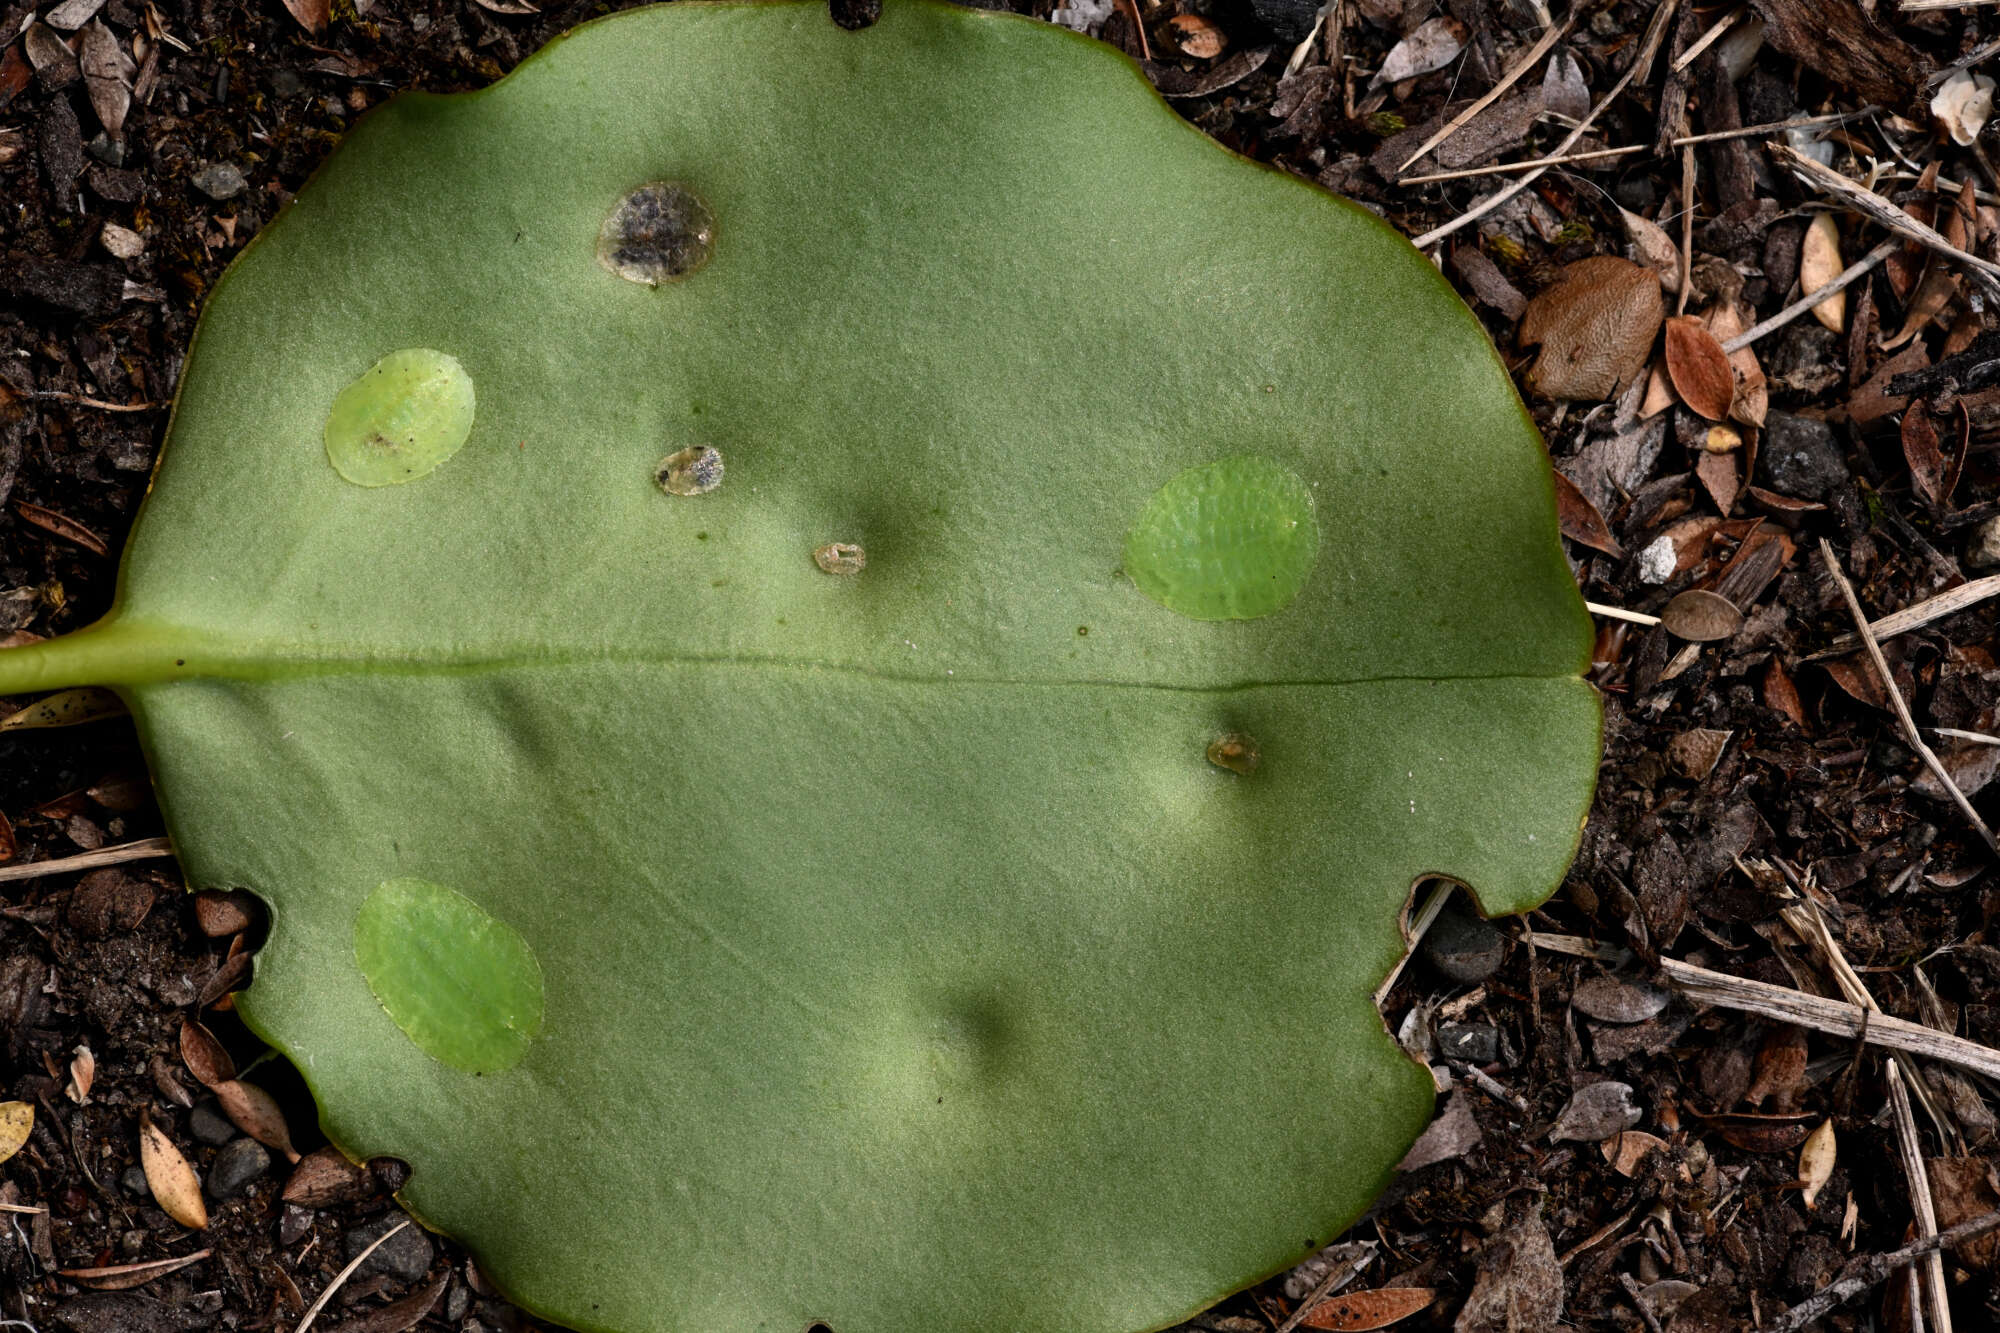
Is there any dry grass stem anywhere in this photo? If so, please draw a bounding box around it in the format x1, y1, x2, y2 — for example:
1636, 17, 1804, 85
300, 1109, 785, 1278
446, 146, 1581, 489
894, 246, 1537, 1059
1814, 573, 2000, 656
1763, 1207, 2000, 1333
1585, 601, 1664, 626
1671, 4, 1744, 73
1817, 540, 1999, 856
1399, 111, 1873, 186
1377, 879, 1456, 1003
1397, 8, 1577, 174
1888, 1061, 1954, 1333
0, 837, 175, 884
294, 1220, 411, 1333
1775, 146, 2000, 301
1722, 239, 1897, 352
1531, 933, 2000, 1082
1411, 0, 1678, 248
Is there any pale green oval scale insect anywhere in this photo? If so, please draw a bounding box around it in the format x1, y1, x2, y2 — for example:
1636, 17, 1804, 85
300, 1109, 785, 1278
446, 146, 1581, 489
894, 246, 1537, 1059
1124, 455, 1320, 620
323, 349, 476, 487
354, 877, 544, 1074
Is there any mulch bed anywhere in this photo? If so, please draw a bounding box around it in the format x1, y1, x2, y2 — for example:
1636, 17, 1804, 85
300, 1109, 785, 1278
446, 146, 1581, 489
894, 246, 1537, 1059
4, 0, 2000, 1330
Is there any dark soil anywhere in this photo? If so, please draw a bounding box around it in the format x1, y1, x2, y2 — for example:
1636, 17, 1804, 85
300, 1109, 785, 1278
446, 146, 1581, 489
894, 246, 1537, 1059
4, 0, 2000, 1331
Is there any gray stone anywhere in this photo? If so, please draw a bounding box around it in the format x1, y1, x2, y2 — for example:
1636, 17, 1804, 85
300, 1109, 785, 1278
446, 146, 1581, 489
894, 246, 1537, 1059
1756, 411, 1847, 500
1437, 1021, 1501, 1064
119, 1164, 149, 1197
206, 1137, 270, 1200
188, 1101, 234, 1146
1422, 905, 1505, 985
190, 161, 246, 201
1967, 515, 2000, 570
345, 1210, 433, 1283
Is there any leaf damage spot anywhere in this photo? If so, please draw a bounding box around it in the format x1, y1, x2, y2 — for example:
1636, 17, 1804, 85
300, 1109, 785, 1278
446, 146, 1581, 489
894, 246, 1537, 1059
598, 181, 716, 285
354, 877, 544, 1075
812, 541, 865, 575
323, 349, 476, 488
1124, 455, 1318, 620
1206, 732, 1260, 775
657, 446, 724, 497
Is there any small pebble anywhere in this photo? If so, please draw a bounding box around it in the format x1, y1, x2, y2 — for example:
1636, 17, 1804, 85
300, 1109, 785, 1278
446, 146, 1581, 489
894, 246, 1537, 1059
345, 1210, 433, 1283
1422, 905, 1505, 985
444, 1279, 472, 1323
188, 1102, 235, 1146
1756, 411, 1847, 500
206, 1137, 270, 1200
1636, 534, 1676, 585
84, 131, 123, 167
119, 1164, 149, 1197
1966, 514, 2000, 570
277, 1202, 314, 1246
1437, 1022, 1501, 1065
190, 161, 247, 201
1550, 1079, 1643, 1142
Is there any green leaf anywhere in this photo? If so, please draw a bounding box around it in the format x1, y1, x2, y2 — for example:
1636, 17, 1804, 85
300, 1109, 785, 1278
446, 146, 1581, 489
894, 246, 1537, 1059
0, 3, 1599, 1330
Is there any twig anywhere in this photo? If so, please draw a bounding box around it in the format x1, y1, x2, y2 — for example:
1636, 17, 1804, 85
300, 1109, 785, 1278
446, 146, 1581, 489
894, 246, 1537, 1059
1376, 879, 1454, 1003
1619, 1270, 1667, 1333
1812, 573, 2000, 656
0, 837, 174, 885
1889, 1061, 1953, 1333
1721, 238, 1896, 353
1585, 601, 1663, 627
1935, 727, 2000, 747
1411, 0, 1679, 249
1928, 37, 2000, 85
1902, 0, 2000, 9
1274, 1245, 1374, 1333
24, 391, 163, 413
1283, 0, 1339, 77
294, 1221, 410, 1333
1397, 111, 1872, 186
1677, 143, 1695, 316
1775, 145, 2000, 301
1817, 540, 1998, 857
1530, 934, 2000, 1082
1764, 1209, 2000, 1333
1397, 8, 1576, 174
1670, 3, 1743, 73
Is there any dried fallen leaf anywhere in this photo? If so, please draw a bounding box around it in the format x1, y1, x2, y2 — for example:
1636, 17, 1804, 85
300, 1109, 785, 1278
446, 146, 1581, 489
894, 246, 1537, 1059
0, 809, 13, 864
1747, 1024, 1807, 1112
1374, 16, 1466, 86
42, 0, 107, 30
1799, 213, 1844, 333
191, 889, 257, 938
1550, 1081, 1641, 1142
282, 0, 330, 34
1887, 180, 1973, 349
1551, 469, 1622, 557
1701, 1112, 1813, 1153
1520, 256, 1664, 403
0, 1102, 32, 1165
1165, 13, 1226, 59
77, 20, 132, 140
58, 1247, 211, 1291
1619, 208, 1681, 293
1763, 654, 1809, 730
1930, 1156, 2000, 1270
1572, 976, 1669, 1024
1798, 1118, 1835, 1209
178, 1018, 235, 1089
0, 686, 127, 730
67, 1043, 94, 1103
1600, 1129, 1669, 1177
1453, 1209, 1562, 1333
1820, 651, 1888, 710
1399, 1092, 1482, 1171
1659, 589, 1741, 642
1664, 316, 1735, 420
1666, 727, 1731, 781
1933, 68, 1996, 147
215, 1078, 300, 1163
12, 501, 108, 557
139, 1110, 208, 1229
1300, 1286, 1436, 1330
1704, 300, 1766, 428
328, 1270, 450, 1333
283, 1145, 378, 1208
1695, 448, 1740, 517
1903, 400, 1947, 507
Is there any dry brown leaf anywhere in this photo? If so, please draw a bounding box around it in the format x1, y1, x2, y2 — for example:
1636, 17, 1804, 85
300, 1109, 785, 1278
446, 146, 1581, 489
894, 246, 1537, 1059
1660, 589, 1742, 642
59, 1247, 211, 1290
1903, 400, 1947, 507
139, 1110, 208, 1229
1453, 1210, 1562, 1333
1374, 16, 1466, 85
13, 501, 107, 557
1638, 358, 1675, 418
1300, 1286, 1436, 1330
1886, 179, 1973, 349
1665, 316, 1735, 420
1762, 654, 1809, 731
472, 0, 541, 11
179, 1018, 235, 1088
0, 1102, 31, 1165
1797, 1118, 1835, 1209
1520, 256, 1664, 403
191, 889, 257, 938
1799, 213, 1845, 333
0, 809, 14, 864
281, 0, 329, 35
1620, 208, 1681, 293
77, 20, 132, 140
67, 1043, 94, 1103
1600, 1129, 1669, 1177
1666, 727, 1731, 781
215, 1078, 300, 1163
328, 1271, 450, 1333
1695, 449, 1740, 517
1930, 1157, 2000, 1270
1704, 301, 1767, 428
1551, 469, 1622, 557
1820, 651, 1889, 710
1165, 14, 1226, 59
282, 1145, 376, 1207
